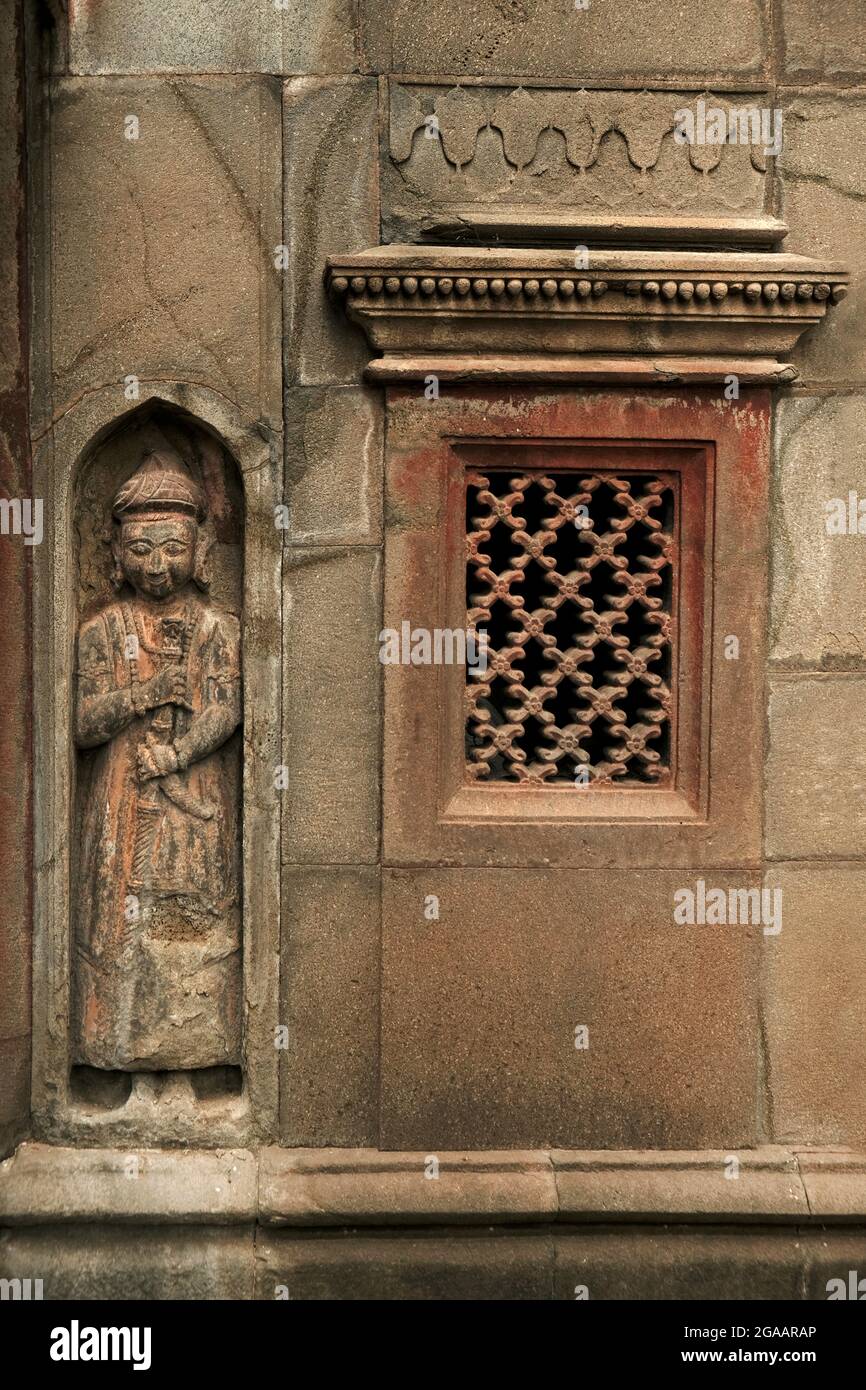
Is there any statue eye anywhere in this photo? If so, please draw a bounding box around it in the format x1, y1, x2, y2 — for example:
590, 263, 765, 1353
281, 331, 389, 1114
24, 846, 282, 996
163, 543, 189, 556
127, 542, 151, 555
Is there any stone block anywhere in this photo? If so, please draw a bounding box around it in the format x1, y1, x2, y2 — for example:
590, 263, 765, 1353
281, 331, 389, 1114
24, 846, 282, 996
260, 1148, 557, 1224
551, 1148, 807, 1221
803, 1231, 866, 1300
360, 0, 768, 79
283, 386, 383, 545
380, 868, 760, 1151
255, 1230, 553, 1298
279, 868, 380, 1146
382, 84, 770, 241
67, 0, 358, 77
0, 1225, 253, 1299
771, 394, 866, 668
0, 1041, 29, 1161
283, 78, 379, 386
553, 1228, 805, 1299
763, 867, 866, 1147
48, 77, 282, 428
765, 677, 866, 859
798, 1151, 866, 1219
782, 0, 866, 80
782, 95, 866, 386
281, 547, 381, 863
0, 1143, 257, 1224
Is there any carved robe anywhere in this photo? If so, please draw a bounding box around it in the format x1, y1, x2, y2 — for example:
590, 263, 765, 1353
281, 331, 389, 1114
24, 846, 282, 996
73, 592, 241, 1070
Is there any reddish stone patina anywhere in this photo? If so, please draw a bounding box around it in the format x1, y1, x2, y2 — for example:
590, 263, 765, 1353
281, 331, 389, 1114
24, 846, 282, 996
73, 450, 242, 1072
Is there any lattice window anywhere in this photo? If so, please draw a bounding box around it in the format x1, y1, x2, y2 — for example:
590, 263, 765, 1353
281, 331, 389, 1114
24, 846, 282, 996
465, 469, 676, 787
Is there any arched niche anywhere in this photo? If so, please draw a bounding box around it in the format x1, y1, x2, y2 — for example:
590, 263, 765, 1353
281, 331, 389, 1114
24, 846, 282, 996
32, 387, 281, 1146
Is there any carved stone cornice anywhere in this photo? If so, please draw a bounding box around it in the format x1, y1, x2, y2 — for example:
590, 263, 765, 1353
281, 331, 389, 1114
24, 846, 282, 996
326, 245, 849, 384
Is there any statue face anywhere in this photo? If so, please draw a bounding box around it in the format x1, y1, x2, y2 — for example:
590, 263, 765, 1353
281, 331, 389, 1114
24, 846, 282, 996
120, 517, 197, 599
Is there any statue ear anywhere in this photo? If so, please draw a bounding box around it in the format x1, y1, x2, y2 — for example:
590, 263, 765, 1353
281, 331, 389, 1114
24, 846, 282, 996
193, 523, 214, 591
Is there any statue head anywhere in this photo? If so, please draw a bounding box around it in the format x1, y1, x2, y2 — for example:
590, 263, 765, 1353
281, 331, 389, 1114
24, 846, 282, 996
111, 450, 212, 598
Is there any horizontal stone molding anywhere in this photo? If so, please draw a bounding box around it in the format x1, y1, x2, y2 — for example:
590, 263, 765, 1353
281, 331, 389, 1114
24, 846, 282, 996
364, 353, 796, 385
0, 1145, 257, 1226
3, 1144, 865, 1227
326, 246, 848, 383
418, 212, 790, 248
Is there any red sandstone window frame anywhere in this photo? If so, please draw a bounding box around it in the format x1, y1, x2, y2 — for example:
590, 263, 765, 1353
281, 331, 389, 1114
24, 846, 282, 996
383, 385, 769, 871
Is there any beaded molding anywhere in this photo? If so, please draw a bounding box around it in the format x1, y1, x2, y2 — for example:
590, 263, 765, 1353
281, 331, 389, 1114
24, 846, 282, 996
329, 272, 847, 307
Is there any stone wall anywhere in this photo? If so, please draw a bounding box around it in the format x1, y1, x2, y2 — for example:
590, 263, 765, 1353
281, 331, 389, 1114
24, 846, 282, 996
768, 13, 866, 1147
0, 0, 32, 1160
1, 0, 865, 1299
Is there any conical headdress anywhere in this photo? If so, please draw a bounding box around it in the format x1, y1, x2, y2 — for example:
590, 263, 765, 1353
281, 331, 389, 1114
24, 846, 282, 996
112, 449, 205, 522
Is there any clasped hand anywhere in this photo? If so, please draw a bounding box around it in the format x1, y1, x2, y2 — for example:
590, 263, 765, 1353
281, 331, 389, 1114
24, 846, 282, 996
136, 742, 179, 781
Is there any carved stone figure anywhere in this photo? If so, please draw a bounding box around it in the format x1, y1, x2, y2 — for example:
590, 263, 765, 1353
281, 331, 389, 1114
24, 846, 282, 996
72, 449, 242, 1072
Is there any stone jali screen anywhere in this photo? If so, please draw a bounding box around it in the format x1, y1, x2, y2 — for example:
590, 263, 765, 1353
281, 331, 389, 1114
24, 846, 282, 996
465, 465, 677, 788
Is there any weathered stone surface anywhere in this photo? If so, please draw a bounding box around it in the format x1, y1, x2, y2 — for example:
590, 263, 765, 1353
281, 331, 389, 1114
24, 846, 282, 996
382, 385, 770, 871
765, 677, 866, 859
803, 1231, 866, 1300
283, 78, 378, 386
798, 1152, 866, 1219
6, 1142, 866, 1228
0, 1042, 29, 1163
329, 247, 843, 380
360, 0, 768, 79
552, 1149, 807, 1221
380, 869, 760, 1151
0, 1225, 254, 1299
47, 77, 282, 430
782, 0, 866, 80
772, 394, 866, 668
2, 1215, 863, 1299
383, 85, 771, 241
68, 0, 358, 76
0, 0, 30, 1159
0, 1143, 257, 1224
68, 0, 276, 73
72, 448, 243, 1072
283, 386, 383, 545
553, 1228, 805, 1299
0, 3, 21, 399
764, 867, 866, 1147
280, 868, 380, 1146
281, 547, 381, 864
260, 1148, 558, 1225
782, 95, 866, 386
31, 385, 282, 1149
256, 1230, 553, 1299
